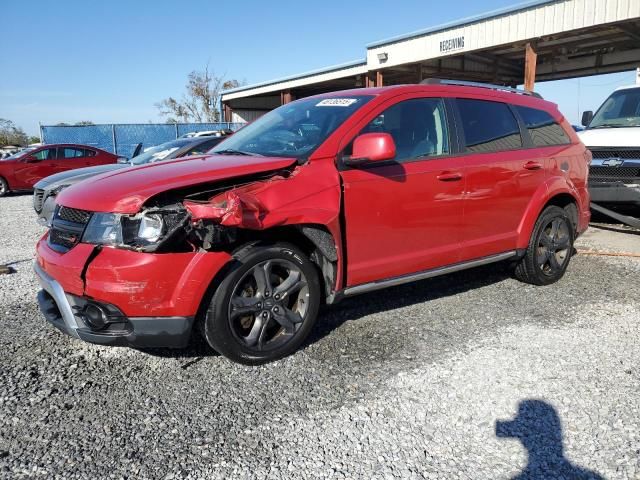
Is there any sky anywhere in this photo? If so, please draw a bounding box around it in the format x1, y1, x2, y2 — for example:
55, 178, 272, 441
1, 0, 638, 136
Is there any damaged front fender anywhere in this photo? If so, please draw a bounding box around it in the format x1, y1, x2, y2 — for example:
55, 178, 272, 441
184, 190, 266, 229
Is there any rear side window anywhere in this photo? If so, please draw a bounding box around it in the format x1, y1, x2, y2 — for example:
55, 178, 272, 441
457, 99, 522, 153
84, 149, 97, 157
515, 106, 570, 146
62, 148, 85, 159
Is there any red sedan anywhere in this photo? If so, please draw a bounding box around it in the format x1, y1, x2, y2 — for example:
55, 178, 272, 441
0, 144, 120, 196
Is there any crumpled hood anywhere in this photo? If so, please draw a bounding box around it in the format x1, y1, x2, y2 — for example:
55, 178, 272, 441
577, 127, 640, 147
56, 154, 297, 214
35, 163, 125, 190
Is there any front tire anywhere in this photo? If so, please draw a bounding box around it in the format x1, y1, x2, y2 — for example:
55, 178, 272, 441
514, 205, 575, 285
203, 243, 321, 365
0, 177, 8, 197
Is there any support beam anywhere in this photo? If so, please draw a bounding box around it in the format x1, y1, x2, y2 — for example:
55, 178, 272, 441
616, 24, 640, 43
365, 73, 375, 88
466, 52, 522, 74
376, 70, 384, 87
223, 104, 233, 123
280, 90, 293, 104
524, 42, 537, 92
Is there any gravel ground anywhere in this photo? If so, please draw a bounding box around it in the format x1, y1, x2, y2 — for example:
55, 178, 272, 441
0, 193, 639, 479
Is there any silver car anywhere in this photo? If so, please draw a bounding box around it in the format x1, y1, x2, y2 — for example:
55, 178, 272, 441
33, 136, 227, 225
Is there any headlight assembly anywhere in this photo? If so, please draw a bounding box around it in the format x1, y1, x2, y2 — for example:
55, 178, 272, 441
82, 212, 166, 248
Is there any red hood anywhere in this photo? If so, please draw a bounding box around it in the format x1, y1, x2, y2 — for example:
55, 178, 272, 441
56, 154, 297, 214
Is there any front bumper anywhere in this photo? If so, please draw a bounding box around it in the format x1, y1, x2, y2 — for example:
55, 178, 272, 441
34, 261, 194, 348
588, 182, 640, 206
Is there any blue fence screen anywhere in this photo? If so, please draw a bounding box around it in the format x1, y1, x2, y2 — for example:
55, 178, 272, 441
41, 123, 245, 159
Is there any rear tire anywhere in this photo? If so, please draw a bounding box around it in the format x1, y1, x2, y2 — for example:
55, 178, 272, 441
203, 242, 321, 365
514, 206, 575, 286
0, 177, 8, 197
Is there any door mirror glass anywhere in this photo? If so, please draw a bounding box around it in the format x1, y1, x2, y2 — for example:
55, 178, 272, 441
346, 133, 396, 166
581, 110, 593, 127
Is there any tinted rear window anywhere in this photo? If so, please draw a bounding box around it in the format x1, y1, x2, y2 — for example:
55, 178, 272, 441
457, 99, 522, 153
515, 106, 570, 146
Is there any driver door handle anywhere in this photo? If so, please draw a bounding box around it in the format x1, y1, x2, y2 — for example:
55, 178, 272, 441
437, 171, 463, 181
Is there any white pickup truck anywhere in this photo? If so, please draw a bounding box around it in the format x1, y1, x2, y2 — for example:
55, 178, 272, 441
578, 84, 640, 212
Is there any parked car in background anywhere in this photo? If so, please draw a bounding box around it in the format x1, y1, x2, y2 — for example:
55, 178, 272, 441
0, 144, 121, 197
33, 135, 228, 225
180, 129, 233, 138
578, 84, 640, 208
34, 81, 590, 364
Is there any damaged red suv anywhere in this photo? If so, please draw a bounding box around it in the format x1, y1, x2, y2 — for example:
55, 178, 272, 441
35, 81, 591, 364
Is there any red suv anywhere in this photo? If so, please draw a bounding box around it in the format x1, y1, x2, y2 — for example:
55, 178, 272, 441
0, 144, 119, 196
34, 81, 591, 364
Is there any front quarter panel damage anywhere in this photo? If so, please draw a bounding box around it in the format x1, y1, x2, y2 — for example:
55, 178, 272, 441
183, 161, 342, 229
182, 160, 345, 291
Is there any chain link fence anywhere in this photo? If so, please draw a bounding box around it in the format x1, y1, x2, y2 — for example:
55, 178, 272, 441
40, 122, 245, 158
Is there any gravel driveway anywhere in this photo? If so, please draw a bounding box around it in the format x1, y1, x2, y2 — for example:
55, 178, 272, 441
0, 194, 639, 479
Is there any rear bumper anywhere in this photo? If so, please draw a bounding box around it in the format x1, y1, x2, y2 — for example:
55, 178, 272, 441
34, 261, 194, 348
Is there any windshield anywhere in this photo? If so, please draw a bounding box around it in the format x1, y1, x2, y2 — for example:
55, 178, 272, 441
210, 95, 373, 158
130, 139, 191, 165
589, 88, 640, 128
2, 147, 36, 160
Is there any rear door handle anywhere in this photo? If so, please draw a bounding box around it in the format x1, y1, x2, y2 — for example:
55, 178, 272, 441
524, 161, 543, 170
437, 171, 463, 181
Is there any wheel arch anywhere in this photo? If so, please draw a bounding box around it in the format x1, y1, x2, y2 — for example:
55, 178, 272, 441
239, 224, 340, 302
195, 223, 340, 325
0, 175, 9, 194
517, 181, 580, 249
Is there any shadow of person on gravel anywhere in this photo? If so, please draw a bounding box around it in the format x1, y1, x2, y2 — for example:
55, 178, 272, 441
496, 400, 603, 480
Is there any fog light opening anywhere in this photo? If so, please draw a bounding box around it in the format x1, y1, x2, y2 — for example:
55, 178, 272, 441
83, 304, 108, 330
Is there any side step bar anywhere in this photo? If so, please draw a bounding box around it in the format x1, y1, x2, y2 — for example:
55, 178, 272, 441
590, 202, 640, 229
343, 251, 517, 297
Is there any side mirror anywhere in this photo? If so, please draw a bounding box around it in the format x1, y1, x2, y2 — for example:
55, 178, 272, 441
581, 110, 593, 127
345, 132, 396, 166
24, 156, 39, 163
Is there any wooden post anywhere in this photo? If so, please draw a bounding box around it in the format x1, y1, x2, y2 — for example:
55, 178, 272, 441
365, 73, 374, 88
524, 42, 537, 92
376, 70, 383, 87
281, 90, 293, 104
223, 104, 233, 123
416, 64, 423, 83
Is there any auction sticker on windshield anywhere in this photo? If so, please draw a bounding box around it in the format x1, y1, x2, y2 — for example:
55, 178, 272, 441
316, 98, 358, 107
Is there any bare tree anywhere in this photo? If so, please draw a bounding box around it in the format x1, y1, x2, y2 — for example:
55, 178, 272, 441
156, 66, 242, 123
0, 119, 28, 146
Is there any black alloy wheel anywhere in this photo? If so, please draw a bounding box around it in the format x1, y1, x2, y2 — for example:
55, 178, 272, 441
204, 243, 321, 365
515, 205, 575, 285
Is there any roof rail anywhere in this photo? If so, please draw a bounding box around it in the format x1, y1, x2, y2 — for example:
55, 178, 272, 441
419, 78, 543, 99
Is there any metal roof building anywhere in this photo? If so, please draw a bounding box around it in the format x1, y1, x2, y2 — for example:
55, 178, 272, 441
221, 0, 640, 122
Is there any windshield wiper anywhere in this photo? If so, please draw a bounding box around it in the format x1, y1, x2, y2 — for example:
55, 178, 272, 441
590, 123, 631, 129
213, 149, 263, 157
